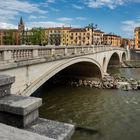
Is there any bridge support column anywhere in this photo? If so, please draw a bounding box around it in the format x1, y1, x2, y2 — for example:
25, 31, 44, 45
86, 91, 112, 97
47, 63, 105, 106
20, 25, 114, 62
74, 48, 77, 54
33, 49, 38, 58
64, 48, 68, 55
92, 46, 94, 53
3, 50, 12, 61
51, 48, 55, 56
81, 47, 84, 53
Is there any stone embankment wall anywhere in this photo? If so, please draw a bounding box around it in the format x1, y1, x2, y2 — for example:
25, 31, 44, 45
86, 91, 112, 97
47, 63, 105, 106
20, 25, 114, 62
0, 75, 74, 140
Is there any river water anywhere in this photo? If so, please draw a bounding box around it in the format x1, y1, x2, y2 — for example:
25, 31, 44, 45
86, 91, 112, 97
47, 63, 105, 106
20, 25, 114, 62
38, 67, 140, 140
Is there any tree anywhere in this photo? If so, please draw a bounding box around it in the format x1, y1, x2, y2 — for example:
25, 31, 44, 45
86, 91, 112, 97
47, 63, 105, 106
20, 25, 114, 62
4, 30, 15, 45
48, 33, 61, 45
27, 28, 42, 45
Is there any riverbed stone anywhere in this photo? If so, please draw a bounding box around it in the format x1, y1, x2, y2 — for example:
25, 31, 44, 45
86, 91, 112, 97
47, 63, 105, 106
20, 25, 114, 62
131, 81, 138, 90
26, 118, 75, 140
117, 82, 131, 90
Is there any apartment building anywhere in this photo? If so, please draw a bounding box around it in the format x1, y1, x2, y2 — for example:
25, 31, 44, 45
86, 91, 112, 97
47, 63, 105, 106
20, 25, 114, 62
134, 27, 140, 50
103, 34, 121, 47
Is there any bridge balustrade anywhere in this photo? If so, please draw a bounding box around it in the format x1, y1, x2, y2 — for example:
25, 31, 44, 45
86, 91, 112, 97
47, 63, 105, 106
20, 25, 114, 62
38, 48, 52, 57
67, 48, 75, 55
75, 48, 82, 54
0, 45, 126, 62
11, 49, 33, 60
55, 48, 65, 56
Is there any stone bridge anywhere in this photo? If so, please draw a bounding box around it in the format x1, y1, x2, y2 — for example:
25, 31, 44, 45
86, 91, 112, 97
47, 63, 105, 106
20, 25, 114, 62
0, 45, 130, 96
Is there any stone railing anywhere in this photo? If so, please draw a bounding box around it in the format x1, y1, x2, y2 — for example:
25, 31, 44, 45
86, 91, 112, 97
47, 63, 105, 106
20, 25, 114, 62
0, 45, 126, 62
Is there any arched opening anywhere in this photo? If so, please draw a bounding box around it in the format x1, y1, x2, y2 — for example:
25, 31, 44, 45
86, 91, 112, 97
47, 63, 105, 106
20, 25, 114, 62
59, 62, 102, 79
46, 62, 102, 87
107, 52, 121, 73
108, 53, 120, 67
31, 61, 102, 96
122, 52, 126, 62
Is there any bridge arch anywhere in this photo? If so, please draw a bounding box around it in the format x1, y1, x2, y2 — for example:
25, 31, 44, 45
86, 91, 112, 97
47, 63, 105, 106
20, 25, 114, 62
23, 57, 103, 96
106, 52, 121, 71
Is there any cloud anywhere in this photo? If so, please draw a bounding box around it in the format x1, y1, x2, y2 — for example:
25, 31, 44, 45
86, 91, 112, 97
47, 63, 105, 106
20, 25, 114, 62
0, 22, 17, 29
72, 4, 84, 10
29, 15, 47, 19
47, 0, 55, 3
57, 17, 73, 22
27, 21, 80, 28
83, 0, 125, 9
121, 19, 140, 37
83, 0, 140, 9
0, 0, 47, 23
76, 17, 87, 20
27, 21, 68, 28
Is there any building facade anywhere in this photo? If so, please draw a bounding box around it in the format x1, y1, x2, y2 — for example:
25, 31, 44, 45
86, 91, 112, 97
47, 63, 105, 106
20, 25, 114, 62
135, 27, 140, 50
0, 29, 19, 45
120, 38, 131, 48
44, 27, 71, 45
68, 27, 104, 46
93, 29, 104, 45
0, 17, 24, 45
103, 34, 121, 47
130, 39, 135, 49
0, 17, 123, 47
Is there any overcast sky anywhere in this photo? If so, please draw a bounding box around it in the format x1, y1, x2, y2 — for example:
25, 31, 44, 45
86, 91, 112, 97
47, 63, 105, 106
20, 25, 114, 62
0, 0, 140, 38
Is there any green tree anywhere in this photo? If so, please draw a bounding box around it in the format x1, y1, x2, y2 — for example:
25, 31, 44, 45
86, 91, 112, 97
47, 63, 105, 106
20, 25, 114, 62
27, 28, 42, 45
4, 30, 15, 45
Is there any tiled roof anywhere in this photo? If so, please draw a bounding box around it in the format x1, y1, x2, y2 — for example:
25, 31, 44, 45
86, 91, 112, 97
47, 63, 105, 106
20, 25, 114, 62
135, 27, 140, 31
69, 28, 86, 32
103, 34, 120, 37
